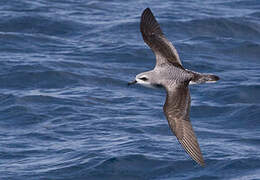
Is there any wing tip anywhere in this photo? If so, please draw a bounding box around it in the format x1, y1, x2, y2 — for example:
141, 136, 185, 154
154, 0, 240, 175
177, 120, 206, 167
140, 7, 163, 37
141, 7, 154, 24
142, 7, 152, 16
189, 148, 205, 167
144, 7, 151, 12
183, 143, 206, 167
195, 156, 205, 167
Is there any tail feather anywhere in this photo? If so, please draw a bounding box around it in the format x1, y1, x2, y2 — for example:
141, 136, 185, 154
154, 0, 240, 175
189, 71, 220, 84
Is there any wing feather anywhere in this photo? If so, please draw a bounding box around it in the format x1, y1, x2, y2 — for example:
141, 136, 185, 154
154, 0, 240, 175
140, 8, 183, 68
163, 84, 205, 166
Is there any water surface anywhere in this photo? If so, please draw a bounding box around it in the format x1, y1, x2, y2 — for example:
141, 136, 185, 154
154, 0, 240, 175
0, 0, 260, 179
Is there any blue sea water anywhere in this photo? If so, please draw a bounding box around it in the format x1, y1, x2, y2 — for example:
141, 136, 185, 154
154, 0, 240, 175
0, 0, 260, 179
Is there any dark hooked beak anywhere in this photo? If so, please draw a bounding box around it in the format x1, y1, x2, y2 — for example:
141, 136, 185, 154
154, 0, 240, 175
127, 80, 137, 86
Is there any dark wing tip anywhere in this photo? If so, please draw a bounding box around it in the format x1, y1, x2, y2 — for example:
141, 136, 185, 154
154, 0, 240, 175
141, 8, 153, 22
143, 7, 152, 14
179, 135, 205, 167
140, 8, 163, 39
178, 120, 205, 167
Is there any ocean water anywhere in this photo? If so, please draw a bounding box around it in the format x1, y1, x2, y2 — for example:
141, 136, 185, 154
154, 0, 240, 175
0, 0, 260, 179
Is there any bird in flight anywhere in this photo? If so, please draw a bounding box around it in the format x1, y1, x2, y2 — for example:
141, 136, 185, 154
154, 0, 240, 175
128, 8, 219, 166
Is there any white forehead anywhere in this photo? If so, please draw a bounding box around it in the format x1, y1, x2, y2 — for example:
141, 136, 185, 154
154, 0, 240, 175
136, 71, 151, 78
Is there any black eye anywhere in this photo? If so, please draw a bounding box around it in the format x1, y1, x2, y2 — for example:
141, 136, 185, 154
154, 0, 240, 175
140, 77, 148, 81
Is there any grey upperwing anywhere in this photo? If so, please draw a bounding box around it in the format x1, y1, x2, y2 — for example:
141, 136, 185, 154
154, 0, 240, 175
163, 83, 205, 166
140, 8, 183, 68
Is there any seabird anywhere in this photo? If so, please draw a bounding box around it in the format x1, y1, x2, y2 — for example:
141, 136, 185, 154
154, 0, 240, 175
128, 8, 219, 166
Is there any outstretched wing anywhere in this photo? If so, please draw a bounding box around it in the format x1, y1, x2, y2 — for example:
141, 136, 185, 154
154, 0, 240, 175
140, 8, 183, 68
163, 84, 205, 166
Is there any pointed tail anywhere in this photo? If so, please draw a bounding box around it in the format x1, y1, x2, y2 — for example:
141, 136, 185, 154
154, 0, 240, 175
189, 71, 220, 84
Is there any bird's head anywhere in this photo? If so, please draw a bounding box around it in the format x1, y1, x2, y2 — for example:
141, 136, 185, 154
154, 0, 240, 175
128, 71, 162, 88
